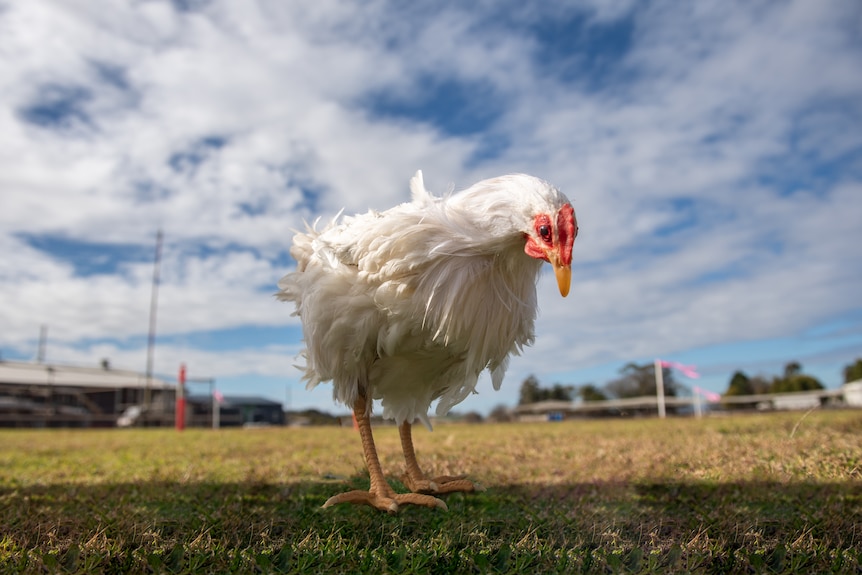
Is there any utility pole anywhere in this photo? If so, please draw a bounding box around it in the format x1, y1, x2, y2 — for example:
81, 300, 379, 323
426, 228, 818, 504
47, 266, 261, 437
144, 230, 163, 412
37, 325, 48, 363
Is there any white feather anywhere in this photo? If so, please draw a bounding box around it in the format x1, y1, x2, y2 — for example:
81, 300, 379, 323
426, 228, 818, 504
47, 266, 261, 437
277, 171, 571, 429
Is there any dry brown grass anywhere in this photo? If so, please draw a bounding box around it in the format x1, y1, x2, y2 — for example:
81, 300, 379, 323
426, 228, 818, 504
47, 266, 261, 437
1, 410, 860, 573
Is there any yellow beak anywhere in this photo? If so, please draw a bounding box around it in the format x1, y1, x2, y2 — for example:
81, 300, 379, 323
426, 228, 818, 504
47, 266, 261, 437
551, 256, 571, 297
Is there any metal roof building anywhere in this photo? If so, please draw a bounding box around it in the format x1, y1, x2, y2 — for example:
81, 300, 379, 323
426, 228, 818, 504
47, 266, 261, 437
0, 360, 175, 427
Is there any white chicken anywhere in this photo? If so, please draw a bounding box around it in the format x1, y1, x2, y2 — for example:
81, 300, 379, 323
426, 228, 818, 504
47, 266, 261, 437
277, 170, 577, 513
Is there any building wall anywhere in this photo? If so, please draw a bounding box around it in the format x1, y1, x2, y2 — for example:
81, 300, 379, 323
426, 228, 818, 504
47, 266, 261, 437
0, 381, 175, 428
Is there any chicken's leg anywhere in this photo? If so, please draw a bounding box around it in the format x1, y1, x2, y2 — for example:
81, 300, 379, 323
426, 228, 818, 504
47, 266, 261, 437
322, 392, 447, 513
399, 421, 483, 495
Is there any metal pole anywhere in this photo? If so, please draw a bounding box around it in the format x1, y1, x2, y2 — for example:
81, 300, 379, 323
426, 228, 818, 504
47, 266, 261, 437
212, 381, 220, 430
37, 325, 47, 363
144, 230, 163, 412
175, 363, 186, 431
654, 359, 666, 418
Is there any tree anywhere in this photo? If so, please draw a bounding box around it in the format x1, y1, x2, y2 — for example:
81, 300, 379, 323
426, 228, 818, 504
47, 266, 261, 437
548, 383, 575, 402
844, 358, 862, 383
771, 374, 824, 393
518, 375, 542, 405
605, 362, 678, 399
723, 371, 774, 414
517, 376, 574, 404
749, 375, 772, 395
783, 361, 802, 379
725, 371, 753, 396
461, 411, 483, 424
769, 362, 824, 393
578, 384, 608, 402
488, 404, 513, 423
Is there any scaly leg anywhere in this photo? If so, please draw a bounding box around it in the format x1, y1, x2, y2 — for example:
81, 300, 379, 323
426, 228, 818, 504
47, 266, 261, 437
322, 392, 447, 513
399, 421, 483, 495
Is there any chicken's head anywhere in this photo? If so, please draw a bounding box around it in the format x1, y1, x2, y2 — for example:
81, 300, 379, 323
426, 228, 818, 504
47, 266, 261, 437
523, 203, 578, 297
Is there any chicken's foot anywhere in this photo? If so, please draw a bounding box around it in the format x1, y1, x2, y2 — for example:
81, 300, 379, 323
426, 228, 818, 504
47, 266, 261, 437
322, 393, 447, 513
399, 421, 484, 495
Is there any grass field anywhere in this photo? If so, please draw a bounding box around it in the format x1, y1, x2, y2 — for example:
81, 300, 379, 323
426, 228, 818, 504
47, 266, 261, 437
1, 410, 861, 574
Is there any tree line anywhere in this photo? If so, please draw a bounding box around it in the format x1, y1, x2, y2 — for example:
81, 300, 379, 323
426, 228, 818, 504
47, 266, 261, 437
725, 357, 862, 395
724, 362, 822, 396
518, 357, 862, 405
519, 362, 681, 404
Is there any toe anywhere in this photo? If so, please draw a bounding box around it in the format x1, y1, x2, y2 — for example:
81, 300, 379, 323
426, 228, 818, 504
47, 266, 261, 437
394, 492, 448, 511
400, 473, 437, 494
322, 488, 447, 513
430, 477, 481, 494
322, 490, 371, 508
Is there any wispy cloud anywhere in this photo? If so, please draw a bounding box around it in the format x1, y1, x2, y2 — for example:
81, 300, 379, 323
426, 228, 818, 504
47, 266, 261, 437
1, 0, 860, 412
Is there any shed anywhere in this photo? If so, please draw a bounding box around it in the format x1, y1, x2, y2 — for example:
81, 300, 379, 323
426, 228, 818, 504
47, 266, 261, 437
844, 380, 862, 407
0, 360, 174, 427
187, 394, 285, 427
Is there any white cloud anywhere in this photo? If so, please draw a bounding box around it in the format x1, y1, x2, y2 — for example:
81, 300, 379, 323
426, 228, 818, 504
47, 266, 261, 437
1, 0, 860, 413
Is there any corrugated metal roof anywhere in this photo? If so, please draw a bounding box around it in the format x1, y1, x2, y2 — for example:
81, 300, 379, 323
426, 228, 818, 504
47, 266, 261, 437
0, 361, 174, 390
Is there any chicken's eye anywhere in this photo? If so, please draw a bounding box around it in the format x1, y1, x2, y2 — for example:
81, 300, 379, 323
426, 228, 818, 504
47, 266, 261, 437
539, 225, 552, 242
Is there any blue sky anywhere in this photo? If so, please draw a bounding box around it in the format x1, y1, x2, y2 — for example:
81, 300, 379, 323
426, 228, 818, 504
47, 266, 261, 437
1, 0, 861, 415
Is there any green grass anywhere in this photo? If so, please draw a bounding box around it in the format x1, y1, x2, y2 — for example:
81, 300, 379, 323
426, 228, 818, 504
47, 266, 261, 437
1, 411, 861, 573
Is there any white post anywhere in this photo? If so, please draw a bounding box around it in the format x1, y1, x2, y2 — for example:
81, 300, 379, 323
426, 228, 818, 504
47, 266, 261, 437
654, 359, 666, 418
694, 391, 703, 419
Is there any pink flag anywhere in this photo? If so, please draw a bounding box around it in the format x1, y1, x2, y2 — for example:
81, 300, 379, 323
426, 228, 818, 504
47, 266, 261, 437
660, 360, 700, 379
214, 389, 225, 404
694, 386, 721, 402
